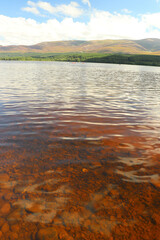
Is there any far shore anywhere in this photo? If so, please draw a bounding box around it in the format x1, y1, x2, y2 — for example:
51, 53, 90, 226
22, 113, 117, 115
1, 52, 160, 67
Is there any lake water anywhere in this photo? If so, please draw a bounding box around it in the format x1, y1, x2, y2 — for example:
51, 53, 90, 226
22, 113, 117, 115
0, 61, 160, 239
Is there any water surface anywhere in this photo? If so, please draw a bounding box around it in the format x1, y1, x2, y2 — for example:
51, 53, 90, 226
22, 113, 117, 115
0, 61, 160, 239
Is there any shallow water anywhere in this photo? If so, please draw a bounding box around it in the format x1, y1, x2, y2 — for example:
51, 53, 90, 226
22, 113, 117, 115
0, 61, 160, 239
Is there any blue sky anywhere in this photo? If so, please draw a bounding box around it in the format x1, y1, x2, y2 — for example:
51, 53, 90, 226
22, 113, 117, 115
0, 0, 160, 45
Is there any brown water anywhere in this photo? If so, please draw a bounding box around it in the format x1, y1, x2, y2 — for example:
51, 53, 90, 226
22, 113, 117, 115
0, 61, 160, 239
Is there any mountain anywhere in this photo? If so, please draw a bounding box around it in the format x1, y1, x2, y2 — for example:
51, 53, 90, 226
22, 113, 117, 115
1, 38, 160, 54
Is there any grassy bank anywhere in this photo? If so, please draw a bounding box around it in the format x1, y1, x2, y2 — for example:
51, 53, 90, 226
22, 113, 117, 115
1, 52, 160, 66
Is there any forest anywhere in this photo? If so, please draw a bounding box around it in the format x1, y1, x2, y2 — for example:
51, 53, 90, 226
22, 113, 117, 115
1, 52, 160, 66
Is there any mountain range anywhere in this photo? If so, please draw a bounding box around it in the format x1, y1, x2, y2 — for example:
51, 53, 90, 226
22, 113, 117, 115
1, 38, 160, 55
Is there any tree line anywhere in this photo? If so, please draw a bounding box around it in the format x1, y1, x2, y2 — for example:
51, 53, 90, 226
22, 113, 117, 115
1, 52, 160, 66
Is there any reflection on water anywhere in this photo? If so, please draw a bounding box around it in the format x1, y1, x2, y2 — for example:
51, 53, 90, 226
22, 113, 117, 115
0, 61, 160, 239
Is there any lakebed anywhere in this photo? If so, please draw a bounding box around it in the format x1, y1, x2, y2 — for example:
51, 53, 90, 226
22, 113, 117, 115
0, 61, 160, 239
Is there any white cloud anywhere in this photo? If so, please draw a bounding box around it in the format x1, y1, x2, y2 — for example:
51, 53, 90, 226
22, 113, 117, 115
1, 10, 160, 45
122, 9, 132, 14
141, 12, 160, 29
22, 1, 84, 18
27, 1, 37, 7
22, 7, 40, 15
37, 1, 54, 13
82, 0, 91, 8
86, 11, 144, 40
52, 2, 84, 18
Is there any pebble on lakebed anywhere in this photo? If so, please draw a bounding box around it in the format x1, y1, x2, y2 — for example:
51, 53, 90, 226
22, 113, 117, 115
0, 203, 11, 215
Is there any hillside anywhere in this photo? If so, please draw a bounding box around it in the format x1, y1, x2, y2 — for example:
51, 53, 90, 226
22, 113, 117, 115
1, 38, 160, 54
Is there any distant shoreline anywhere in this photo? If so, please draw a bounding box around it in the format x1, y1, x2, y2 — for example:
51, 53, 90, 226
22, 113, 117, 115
1, 53, 160, 67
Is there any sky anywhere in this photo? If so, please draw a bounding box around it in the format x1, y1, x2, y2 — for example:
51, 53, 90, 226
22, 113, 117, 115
1, 0, 160, 45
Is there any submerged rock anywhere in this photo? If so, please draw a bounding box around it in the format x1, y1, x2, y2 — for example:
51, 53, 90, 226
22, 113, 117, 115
10, 224, 20, 232
0, 174, 9, 181
8, 232, 18, 239
0, 203, 11, 215
26, 204, 42, 214
1, 222, 9, 233
58, 230, 74, 240
36, 227, 58, 240
0, 218, 5, 227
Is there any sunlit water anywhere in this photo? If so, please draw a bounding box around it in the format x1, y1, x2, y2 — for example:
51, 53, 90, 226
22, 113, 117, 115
0, 61, 160, 239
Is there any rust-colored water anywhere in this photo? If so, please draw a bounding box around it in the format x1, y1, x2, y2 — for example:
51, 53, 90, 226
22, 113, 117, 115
0, 62, 160, 239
